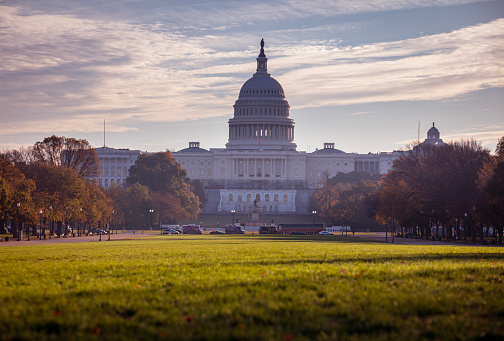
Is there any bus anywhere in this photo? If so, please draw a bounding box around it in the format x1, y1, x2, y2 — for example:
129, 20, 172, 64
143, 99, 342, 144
225, 225, 244, 234
182, 224, 202, 234
259, 225, 279, 234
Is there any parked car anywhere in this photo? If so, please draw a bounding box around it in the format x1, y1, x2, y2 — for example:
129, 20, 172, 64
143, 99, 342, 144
290, 231, 306, 235
318, 231, 334, 235
210, 230, 224, 234
162, 229, 171, 234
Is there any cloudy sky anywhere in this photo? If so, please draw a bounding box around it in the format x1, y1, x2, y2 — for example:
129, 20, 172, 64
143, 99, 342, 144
1, 0, 503, 154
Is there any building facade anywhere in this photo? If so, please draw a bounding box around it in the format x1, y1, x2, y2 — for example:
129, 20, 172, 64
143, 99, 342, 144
172, 40, 403, 214
91, 147, 142, 188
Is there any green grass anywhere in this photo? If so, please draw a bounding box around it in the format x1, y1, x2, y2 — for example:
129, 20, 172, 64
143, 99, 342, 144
1, 235, 503, 340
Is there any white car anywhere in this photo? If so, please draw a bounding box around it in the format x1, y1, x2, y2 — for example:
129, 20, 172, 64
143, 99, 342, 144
318, 231, 334, 235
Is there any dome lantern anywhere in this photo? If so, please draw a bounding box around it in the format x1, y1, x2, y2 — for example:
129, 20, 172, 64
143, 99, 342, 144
255, 38, 268, 76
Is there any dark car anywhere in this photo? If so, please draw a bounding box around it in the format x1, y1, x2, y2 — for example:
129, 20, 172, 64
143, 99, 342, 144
290, 231, 306, 235
210, 230, 224, 234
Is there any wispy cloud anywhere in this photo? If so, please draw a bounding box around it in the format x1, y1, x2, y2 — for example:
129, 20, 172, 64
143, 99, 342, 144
280, 19, 504, 107
0, 1, 501, 141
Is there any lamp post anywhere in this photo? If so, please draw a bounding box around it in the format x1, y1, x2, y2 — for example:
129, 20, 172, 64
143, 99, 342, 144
464, 212, 468, 244
312, 210, 316, 225
78, 207, 83, 237
231, 210, 235, 225
455, 218, 458, 243
17, 202, 21, 241
48, 205, 52, 239
149, 209, 154, 230
107, 213, 111, 241
392, 219, 395, 243
39, 210, 43, 240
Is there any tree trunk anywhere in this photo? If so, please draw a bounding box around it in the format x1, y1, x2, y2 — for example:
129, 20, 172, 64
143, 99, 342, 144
12, 219, 18, 239
57, 221, 62, 237
0, 217, 6, 234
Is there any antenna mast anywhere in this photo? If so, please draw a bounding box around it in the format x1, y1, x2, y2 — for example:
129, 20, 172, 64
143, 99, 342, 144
417, 121, 420, 143
104, 119, 106, 148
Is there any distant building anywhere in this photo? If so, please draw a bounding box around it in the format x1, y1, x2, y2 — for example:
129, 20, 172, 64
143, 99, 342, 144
92, 147, 142, 188
421, 122, 445, 147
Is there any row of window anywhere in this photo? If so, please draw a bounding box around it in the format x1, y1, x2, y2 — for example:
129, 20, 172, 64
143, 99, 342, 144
102, 166, 128, 176
99, 157, 135, 164
103, 179, 124, 187
241, 89, 283, 95
235, 107, 287, 116
227, 193, 288, 202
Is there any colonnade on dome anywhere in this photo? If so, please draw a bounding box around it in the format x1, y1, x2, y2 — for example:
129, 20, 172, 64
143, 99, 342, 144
228, 123, 294, 141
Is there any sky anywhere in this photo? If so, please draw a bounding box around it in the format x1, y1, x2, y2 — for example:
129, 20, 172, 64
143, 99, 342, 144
1, 0, 503, 155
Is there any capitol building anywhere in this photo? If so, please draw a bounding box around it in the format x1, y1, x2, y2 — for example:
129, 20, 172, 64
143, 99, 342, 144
94, 40, 419, 214
170, 40, 404, 214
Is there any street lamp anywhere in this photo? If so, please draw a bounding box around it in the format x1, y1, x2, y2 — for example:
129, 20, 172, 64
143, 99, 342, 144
231, 210, 235, 225
17, 202, 21, 241
149, 209, 154, 230
48, 205, 52, 239
39, 210, 43, 240
312, 210, 316, 225
455, 218, 458, 243
464, 212, 468, 244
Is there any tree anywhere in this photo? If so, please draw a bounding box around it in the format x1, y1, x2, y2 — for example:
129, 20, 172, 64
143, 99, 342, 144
377, 140, 492, 241
310, 178, 351, 226
482, 136, 504, 245
0, 154, 36, 236
126, 152, 200, 221
119, 183, 152, 229
328, 171, 381, 185
32, 135, 100, 178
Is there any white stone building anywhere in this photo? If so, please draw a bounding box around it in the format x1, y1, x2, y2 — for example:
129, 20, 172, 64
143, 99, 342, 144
172, 40, 403, 214
91, 147, 142, 188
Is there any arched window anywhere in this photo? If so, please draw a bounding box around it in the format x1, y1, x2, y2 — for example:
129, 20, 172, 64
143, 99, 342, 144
274, 194, 279, 202
256, 194, 260, 201
247, 194, 251, 202
265, 194, 270, 202
238, 195, 242, 202
229, 194, 233, 202
283, 194, 288, 202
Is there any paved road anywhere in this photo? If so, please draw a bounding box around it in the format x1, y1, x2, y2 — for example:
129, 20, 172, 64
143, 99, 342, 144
0, 231, 155, 247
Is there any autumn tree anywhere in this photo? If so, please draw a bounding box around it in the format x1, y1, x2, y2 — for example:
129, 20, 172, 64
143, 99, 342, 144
0, 154, 36, 237
126, 152, 200, 222
377, 140, 492, 241
32, 135, 100, 178
482, 136, 504, 245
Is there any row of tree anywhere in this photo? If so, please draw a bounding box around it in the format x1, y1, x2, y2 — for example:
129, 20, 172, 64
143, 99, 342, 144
310, 137, 504, 245
0, 136, 202, 238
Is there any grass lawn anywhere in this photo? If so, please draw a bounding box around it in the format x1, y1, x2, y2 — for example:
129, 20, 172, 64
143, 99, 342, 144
1, 235, 503, 340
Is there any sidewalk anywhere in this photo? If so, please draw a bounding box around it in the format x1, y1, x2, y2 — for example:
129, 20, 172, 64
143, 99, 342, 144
0, 231, 155, 247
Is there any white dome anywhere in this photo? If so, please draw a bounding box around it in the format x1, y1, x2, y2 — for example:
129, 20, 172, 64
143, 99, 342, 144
238, 76, 285, 99
226, 39, 296, 151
